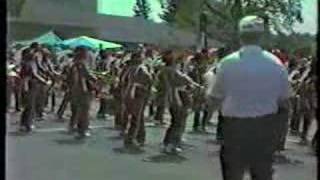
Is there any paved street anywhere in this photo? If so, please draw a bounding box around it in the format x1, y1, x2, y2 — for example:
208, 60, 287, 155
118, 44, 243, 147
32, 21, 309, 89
6, 98, 317, 180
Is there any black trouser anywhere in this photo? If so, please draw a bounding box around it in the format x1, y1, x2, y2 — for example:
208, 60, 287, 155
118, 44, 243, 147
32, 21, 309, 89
50, 90, 56, 112
220, 145, 227, 180
203, 104, 215, 125
290, 97, 301, 133
193, 110, 201, 129
313, 129, 319, 147
193, 108, 208, 130
111, 89, 122, 129
312, 110, 319, 147
14, 88, 21, 111
57, 91, 71, 118
6, 83, 13, 110
6, 83, 21, 111
154, 94, 166, 123
318, 143, 320, 180
220, 114, 282, 180
202, 108, 209, 123
155, 102, 165, 123
277, 110, 289, 151
21, 89, 28, 108
113, 97, 123, 129
35, 84, 47, 118
6, 86, 10, 111
301, 108, 313, 141
124, 97, 147, 146
193, 105, 211, 130
70, 93, 92, 134
163, 105, 188, 147
216, 111, 224, 140
120, 99, 129, 133
97, 98, 108, 116
44, 89, 56, 112
20, 81, 40, 130
149, 100, 154, 117
316, 114, 320, 180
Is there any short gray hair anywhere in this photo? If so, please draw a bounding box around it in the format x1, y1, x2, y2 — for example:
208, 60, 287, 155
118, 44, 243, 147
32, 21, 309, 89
239, 31, 264, 45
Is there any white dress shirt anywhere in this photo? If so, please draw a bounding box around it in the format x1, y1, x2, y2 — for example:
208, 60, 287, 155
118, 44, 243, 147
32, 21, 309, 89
208, 45, 290, 118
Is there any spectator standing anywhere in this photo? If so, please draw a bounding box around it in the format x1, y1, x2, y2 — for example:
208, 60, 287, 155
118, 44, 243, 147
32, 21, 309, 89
206, 16, 290, 180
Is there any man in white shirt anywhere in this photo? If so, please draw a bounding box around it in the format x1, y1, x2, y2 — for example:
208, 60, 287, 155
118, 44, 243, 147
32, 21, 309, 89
206, 16, 290, 180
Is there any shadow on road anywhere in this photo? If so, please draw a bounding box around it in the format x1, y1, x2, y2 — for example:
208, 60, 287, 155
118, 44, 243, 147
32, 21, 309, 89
113, 147, 145, 155
145, 124, 167, 129
273, 154, 304, 166
107, 135, 123, 141
104, 127, 118, 130
143, 154, 188, 164
180, 143, 196, 150
188, 131, 216, 136
54, 138, 86, 145
7, 131, 31, 137
58, 131, 74, 135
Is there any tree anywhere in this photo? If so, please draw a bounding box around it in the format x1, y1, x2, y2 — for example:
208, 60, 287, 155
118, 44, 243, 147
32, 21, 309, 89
7, 0, 27, 17
161, 0, 304, 49
134, 0, 151, 20
160, 0, 179, 23
272, 33, 316, 55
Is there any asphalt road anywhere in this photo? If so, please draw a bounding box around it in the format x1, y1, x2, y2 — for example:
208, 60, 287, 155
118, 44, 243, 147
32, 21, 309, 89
5, 98, 318, 180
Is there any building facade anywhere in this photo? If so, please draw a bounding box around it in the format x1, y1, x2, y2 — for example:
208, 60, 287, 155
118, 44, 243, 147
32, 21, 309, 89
8, 0, 221, 48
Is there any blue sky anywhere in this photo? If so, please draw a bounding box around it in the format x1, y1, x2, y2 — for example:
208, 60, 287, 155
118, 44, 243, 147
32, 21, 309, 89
97, 0, 163, 22
97, 0, 317, 34
294, 0, 317, 34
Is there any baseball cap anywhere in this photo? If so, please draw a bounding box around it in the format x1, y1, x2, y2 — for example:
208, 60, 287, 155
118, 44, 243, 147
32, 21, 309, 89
239, 15, 264, 33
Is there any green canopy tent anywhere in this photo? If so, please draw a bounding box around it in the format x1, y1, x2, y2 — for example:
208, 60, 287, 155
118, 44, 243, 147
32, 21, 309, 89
60, 36, 122, 50
12, 31, 63, 46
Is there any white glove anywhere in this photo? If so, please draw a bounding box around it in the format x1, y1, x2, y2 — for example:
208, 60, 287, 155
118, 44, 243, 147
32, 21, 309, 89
47, 80, 53, 86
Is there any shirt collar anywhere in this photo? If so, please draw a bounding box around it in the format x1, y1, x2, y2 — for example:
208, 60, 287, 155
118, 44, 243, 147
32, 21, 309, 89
240, 45, 263, 55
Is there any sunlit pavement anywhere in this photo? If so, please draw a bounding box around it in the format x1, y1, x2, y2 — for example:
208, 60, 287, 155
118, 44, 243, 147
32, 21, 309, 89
6, 99, 317, 180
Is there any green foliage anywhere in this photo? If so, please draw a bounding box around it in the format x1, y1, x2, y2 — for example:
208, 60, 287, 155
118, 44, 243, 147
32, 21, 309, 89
261, 32, 316, 56
159, 0, 179, 23
7, 0, 26, 17
162, 0, 304, 48
134, 0, 151, 20
278, 33, 315, 55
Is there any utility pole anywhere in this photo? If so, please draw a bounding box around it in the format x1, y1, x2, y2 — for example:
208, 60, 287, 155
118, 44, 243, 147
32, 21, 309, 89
199, 1, 208, 50
200, 11, 208, 49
